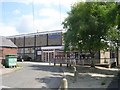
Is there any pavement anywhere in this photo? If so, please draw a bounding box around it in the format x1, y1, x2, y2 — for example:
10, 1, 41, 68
1, 62, 63, 88
107, 66, 120, 90
0, 62, 55, 75
0, 67, 22, 76
59, 65, 120, 89
0, 63, 23, 89
1, 62, 120, 89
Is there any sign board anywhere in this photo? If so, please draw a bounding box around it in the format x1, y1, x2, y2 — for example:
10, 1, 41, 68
37, 51, 41, 55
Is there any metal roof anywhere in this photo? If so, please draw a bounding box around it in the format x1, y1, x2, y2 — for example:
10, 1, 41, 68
7, 30, 64, 38
0, 36, 17, 48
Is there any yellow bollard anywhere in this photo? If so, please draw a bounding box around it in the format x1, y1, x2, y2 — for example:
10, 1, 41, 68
61, 77, 68, 90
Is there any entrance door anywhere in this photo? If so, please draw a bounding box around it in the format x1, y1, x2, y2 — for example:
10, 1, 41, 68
43, 52, 48, 62
49, 52, 54, 62
42, 51, 54, 62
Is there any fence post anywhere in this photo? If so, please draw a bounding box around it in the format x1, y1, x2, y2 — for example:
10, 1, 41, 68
54, 58, 56, 66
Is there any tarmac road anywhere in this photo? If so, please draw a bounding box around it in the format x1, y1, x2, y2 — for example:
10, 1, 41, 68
1, 62, 63, 89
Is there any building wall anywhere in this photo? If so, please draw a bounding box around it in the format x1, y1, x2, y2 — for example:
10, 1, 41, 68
2, 48, 17, 58
9, 32, 62, 48
8, 32, 62, 61
0, 48, 2, 57
15, 37, 24, 47
36, 34, 47, 46
100, 50, 110, 64
25, 36, 34, 47
0, 47, 17, 64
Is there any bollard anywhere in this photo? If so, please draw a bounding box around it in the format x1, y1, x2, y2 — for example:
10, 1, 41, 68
108, 64, 111, 68
61, 77, 68, 90
73, 67, 77, 81
60, 63, 62, 67
91, 60, 95, 67
73, 59, 76, 67
54, 63, 56, 66
67, 63, 68, 67
54, 59, 56, 66
22, 59, 24, 62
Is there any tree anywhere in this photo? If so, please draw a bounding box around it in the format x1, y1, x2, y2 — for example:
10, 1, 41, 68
107, 3, 120, 65
63, 2, 117, 67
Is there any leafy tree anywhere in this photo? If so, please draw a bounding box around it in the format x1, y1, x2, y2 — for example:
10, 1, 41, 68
107, 3, 120, 65
63, 2, 117, 67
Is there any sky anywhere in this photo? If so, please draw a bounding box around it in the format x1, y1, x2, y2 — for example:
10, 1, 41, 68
0, 0, 82, 36
1, 0, 119, 36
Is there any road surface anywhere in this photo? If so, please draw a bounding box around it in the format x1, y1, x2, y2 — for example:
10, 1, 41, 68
1, 62, 63, 89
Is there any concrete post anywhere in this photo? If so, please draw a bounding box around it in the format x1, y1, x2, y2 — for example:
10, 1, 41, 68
22, 59, 24, 62
69, 59, 71, 67
73, 67, 77, 81
81, 57, 84, 65
67, 63, 68, 67
73, 59, 76, 67
61, 77, 68, 90
54, 49, 56, 66
54, 58, 56, 66
60, 63, 62, 67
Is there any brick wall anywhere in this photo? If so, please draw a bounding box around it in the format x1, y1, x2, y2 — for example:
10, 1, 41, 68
0, 47, 17, 59
0, 47, 17, 65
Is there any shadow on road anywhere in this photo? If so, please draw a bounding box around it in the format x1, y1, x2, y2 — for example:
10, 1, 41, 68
107, 71, 120, 90
28, 65, 63, 89
66, 66, 118, 75
35, 76, 61, 89
28, 64, 64, 73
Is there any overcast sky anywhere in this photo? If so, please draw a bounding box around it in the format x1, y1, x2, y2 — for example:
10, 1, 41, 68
0, 0, 83, 36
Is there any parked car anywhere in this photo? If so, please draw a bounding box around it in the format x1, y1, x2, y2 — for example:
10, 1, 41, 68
17, 56, 22, 62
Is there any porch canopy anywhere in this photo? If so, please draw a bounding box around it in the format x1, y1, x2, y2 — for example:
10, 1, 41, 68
41, 46, 64, 50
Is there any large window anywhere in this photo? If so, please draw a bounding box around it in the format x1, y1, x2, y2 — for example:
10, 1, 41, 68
25, 48, 34, 54
18, 48, 23, 54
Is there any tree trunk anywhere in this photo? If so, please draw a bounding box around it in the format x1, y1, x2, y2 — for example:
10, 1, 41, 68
90, 53, 95, 67
116, 46, 119, 66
